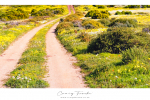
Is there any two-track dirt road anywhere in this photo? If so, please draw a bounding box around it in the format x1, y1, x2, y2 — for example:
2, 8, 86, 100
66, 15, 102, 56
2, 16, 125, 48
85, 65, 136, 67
44, 22, 85, 88
0, 5, 85, 88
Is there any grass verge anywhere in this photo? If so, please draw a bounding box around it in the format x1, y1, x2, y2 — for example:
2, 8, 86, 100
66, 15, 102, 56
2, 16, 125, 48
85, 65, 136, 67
57, 29, 150, 88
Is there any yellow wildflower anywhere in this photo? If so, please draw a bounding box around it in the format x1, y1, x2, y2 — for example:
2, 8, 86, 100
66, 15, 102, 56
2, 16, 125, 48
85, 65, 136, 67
117, 69, 121, 73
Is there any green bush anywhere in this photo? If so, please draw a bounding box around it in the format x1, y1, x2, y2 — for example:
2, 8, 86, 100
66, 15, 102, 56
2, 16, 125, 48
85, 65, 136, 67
64, 14, 81, 22
78, 32, 91, 42
124, 5, 141, 8
109, 18, 138, 27
122, 46, 149, 63
98, 19, 111, 26
93, 5, 107, 9
87, 27, 150, 54
87, 27, 135, 54
0, 8, 29, 21
92, 13, 109, 19
84, 7, 90, 11
85, 10, 99, 17
31, 8, 55, 17
85, 10, 110, 19
82, 20, 104, 29
31, 8, 64, 17
115, 11, 132, 15
142, 5, 150, 8
55, 22, 74, 33
75, 11, 84, 17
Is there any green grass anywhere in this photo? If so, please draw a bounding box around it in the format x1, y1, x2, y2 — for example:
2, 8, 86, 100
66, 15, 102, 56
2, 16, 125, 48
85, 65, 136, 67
5, 19, 59, 88
56, 29, 150, 88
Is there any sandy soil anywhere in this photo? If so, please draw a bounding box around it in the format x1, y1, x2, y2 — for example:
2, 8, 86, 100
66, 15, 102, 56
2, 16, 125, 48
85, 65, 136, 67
44, 22, 86, 88
0, 15, 68, 88
44, 5, 86, 88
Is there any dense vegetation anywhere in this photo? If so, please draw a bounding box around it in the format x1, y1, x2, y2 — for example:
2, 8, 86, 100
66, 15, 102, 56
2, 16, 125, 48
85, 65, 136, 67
85, 10, 110, 19
31, 8, 65, 16
125, 5, 150, 8
56, 5, 150, 88
115, 11, 132, 15
0, 8, 29, 21
0, 5, 67, 21
109, 18, 138, 28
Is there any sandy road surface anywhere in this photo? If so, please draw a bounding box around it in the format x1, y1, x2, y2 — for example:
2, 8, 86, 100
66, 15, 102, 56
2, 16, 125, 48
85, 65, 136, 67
45, 22, 85, 88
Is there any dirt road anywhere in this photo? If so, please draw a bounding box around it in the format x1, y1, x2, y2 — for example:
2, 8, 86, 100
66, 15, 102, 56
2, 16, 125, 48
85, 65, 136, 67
45, 22, 85, 88
0, 7, 71, 88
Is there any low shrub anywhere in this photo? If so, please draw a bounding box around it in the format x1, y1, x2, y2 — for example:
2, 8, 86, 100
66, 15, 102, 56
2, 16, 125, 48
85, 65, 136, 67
78, 32, 91, 42
55, 22, 74, 33
64, 14, 81, 22
109, 18, 138, 28
75, 11, 84, 17
93, 5, 107, 9
31, 8, 64, 17
85, 10, 110, 19
84, 7, 90, 11
98, 19, 111, 26
87, 26, 150, 54
122, 46, 148, 63
87, 27, 135, 54
124, 5, 141, 8
82, 20, 104, 29
59, 18, 64, 23
115, 11, 132, 15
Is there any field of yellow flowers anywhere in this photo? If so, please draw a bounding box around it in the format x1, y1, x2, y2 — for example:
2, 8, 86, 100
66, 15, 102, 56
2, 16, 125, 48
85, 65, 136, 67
0, 23, 35, 54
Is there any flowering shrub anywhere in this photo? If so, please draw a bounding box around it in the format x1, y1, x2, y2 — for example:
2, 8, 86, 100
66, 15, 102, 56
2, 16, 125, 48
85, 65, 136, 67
0, 8, 29, 21
64, 14, 81, 22
82, 20, 104, 29
55, 22, 74, 34
85, 10, 110, 19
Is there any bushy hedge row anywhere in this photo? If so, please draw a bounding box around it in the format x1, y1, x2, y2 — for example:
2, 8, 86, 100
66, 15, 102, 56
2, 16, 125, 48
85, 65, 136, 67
31, 8, 64, 16
85, 10, 110, 19
115, 11, 132, 15
125, 5, 150, 8
93, 5, 107, 9
87, 27, 150, 54
0, 8, 29, 21
124, 5, 141, 8
109, 18, 138, 28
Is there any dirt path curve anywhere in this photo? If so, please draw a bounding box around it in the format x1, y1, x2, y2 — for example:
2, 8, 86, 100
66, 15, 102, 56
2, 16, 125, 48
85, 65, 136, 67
45, 22, 86, 88
0, 14, 69, 88
45, 6, 85, 88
